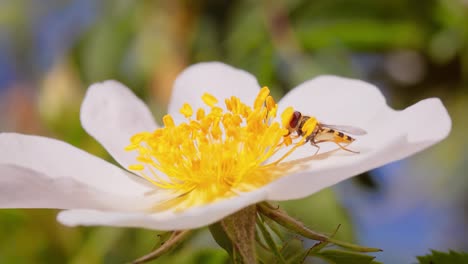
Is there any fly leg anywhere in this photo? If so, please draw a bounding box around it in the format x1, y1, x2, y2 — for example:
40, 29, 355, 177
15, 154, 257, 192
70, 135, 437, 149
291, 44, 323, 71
312, 140, 359, 154
333, 142, 359, 154
310, 141, 321, 156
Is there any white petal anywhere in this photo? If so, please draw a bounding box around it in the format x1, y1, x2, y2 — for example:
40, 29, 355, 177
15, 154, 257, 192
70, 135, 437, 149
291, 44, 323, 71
58, 188, 267, 230
168, 62, 261, 121
278, 75, 387, 126
0, 133, 152, 207
80, 80, 158, 170
0, 164, 140, 210
267, 92, 450, 200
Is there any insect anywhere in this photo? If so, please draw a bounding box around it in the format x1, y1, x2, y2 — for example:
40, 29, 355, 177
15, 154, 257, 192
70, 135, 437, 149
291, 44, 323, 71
285, 110, 367, 154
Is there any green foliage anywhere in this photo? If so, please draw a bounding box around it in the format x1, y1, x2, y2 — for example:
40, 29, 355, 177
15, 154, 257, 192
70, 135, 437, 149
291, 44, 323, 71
219, 204, 380, 263
417, 250, 468, 264
314, 249, 378, 264
256, 215, 286, 263
280, 238, 309, 264
209, 223, 234, 257
154, 248, 229, 264
280, 189, 355, 242
173, 248, 229, 264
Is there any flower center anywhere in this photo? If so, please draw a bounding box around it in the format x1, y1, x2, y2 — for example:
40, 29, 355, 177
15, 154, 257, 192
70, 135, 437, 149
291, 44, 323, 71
126, 87, 314, 211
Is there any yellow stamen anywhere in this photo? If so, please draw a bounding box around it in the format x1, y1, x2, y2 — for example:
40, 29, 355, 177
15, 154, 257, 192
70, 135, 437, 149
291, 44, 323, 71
128, 164, 145, 171
126, 87, 312, 211
266, 96, 276, 111
124, 144, 139, 151
254, 86, 270, 109
196, 108, 205, 120
281, 106, 294, 129
180, 103, 193, 118
163, 114, 175, 127
202, 93, 218, 107
302, 117, 318, 137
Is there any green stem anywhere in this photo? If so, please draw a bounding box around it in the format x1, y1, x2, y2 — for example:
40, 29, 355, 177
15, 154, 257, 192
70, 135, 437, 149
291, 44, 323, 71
257, 203, 382, 253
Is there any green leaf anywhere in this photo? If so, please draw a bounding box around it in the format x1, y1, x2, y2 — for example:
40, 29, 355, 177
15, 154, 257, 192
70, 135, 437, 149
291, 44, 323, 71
279, 238, 308, 264
258, 203, 381, 253
261, 214, 285, 242
307, 224, 343, 255
416, 250, 468, 264
256, 216, 286, 263
209, 223, 234, 257
314, 249, 376, 264
279, 189, 355, 242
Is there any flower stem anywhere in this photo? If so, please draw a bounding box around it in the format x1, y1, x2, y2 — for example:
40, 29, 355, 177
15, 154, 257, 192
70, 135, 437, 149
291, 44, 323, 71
257, 202, 382, 253
132, 230, 192, 264
220, 205, 257, 263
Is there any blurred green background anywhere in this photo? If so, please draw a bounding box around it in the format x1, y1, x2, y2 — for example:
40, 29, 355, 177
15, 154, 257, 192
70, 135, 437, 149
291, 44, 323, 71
0, 0, 466, 263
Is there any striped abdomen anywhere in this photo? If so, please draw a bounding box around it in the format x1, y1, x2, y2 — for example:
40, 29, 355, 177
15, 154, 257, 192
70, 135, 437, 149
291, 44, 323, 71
314, 127, 355, 144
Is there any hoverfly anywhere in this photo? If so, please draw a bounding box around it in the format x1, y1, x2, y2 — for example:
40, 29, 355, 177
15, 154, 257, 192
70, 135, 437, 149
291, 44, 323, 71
286, 111, 367, 154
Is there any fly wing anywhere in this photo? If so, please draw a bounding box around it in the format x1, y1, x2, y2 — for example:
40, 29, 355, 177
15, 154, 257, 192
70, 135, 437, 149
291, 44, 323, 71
320, 124, 367, 135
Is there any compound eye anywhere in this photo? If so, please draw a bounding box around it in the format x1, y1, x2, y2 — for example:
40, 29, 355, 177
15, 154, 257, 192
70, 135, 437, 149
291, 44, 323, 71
289, 111, 302, 128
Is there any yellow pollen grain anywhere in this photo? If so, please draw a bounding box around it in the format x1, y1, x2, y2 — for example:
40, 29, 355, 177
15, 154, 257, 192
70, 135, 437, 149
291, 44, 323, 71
281, 107, 294, 128
163, 114, 175, 127
230, 97, 240, 113
130, 133, 149, 144
225, 98, 233, 111
202, 93, 218, 107
254, 86, 270, 109
196, 108, 205, 120
126, 86, 310, 211
129, 164, 145, 171
180, 103, 193, 118
266, 96, 277, 119
266, 96, 276, 111
124, 144, 139, 151
283, 136, 293, 146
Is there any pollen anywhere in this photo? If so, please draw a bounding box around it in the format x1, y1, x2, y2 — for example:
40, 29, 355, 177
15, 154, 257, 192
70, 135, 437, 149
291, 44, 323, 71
126, 87, 306, 211
179, 103, 193, 118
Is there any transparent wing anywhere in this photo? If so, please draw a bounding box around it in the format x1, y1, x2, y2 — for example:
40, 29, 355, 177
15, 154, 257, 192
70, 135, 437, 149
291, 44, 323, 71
320, 123, 367, 135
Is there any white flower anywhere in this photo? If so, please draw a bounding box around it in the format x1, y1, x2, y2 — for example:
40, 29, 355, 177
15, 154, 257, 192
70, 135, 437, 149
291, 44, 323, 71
0, 62, 451, 231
